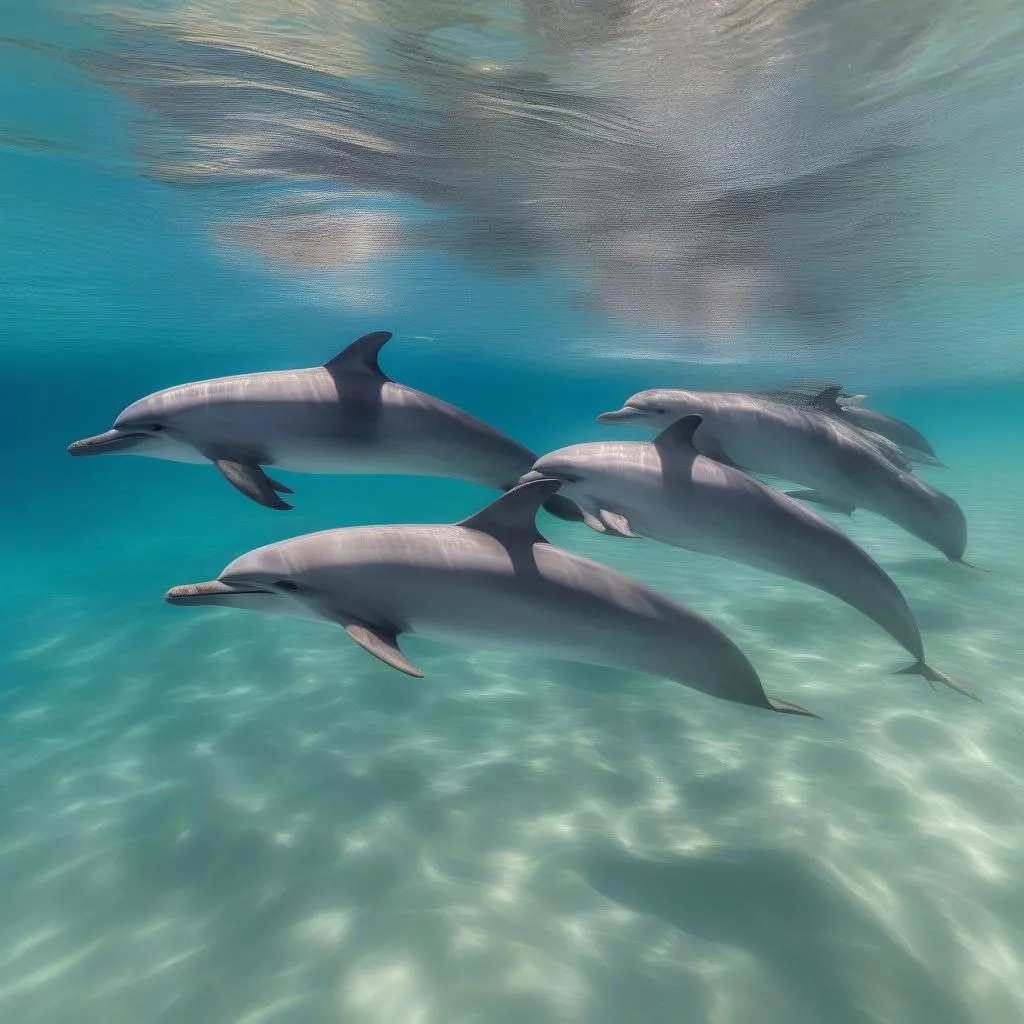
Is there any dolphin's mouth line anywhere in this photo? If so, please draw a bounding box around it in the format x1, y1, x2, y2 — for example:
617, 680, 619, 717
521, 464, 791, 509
164, 580, 274, 605
67, 429, 150, 456
596, 406, 643, 424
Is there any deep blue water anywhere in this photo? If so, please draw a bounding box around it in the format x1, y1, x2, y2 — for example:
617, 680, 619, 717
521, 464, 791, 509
4, 2, 1024, 1022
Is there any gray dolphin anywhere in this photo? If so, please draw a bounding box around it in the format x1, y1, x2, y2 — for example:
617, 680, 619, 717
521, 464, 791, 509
765, 382, 944, 467
67, 330, 580, 521
597, 388, 974, 565
521, 416, 977, 701
164, 479, 817, 718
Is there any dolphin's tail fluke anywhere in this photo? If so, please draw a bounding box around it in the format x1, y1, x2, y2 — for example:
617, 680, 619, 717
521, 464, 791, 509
897, 662, 981, 702
767, 697, 821, 719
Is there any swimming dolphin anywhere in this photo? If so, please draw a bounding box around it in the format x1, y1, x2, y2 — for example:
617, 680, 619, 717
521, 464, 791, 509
597, 389, 973, 564
164, 479, 817, 718
521, 416, 977, 701
765, 382, 944, 467
67, 330, 580, 521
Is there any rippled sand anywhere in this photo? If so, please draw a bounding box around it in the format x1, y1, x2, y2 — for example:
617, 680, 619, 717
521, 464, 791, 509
2, 446, 1022, 1024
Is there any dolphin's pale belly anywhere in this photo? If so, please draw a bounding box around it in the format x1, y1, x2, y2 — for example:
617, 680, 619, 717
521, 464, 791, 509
407, 615, 605, 667
264, 439, 456, 476
639, 509, 792, 578
402, 591, 651, 671
260, 428, 530, 487
341, 553, 684, 677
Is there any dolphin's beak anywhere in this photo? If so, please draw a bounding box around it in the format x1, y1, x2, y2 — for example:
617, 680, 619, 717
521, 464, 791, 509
596, 407, 643, 424
67, 429, 145, 456
164, 580, 269, 606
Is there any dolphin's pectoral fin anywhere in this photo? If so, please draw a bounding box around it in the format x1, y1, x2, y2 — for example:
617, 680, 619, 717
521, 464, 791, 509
767, 696, 821, 719
213, 459, 293, 510
599, 510, 641, 539
691, 434, 744, 471
896, 662, 980, 703
581, 509, 609, 534
952, 558, 991, 573
908, 449, 945, 468
324, 331, 394, 379
458, 478, 561, 544
857, 430, 912, 472
266, 475, 294, 495
342, 620, 424, 678
541, 492, 585, 523
785, 490, 856, 516
574, 496, 639, 539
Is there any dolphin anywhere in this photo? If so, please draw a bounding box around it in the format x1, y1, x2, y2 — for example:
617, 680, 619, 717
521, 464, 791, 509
597, 388, 974, 565
67, 330, 581, 522
164, 479, 817, 718
765, 382, 944, 467
521, 416, 977, 701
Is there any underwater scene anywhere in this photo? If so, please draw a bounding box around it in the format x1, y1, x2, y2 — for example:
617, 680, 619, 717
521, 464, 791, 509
4, 1, 1024, 1021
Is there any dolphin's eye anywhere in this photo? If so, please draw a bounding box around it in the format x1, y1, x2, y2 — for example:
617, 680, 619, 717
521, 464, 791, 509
150, 424, 165, 432
275, 580, 299, 591
654, 408, 667, 416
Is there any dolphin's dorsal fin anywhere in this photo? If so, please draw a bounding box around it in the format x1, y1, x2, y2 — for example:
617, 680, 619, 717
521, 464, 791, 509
324, 331, 393, 377
804, 384, 845, 414
457, 479, 560, 544
765, 380, 845, 413
780, 379, 845, 399
653, 414, 703, 450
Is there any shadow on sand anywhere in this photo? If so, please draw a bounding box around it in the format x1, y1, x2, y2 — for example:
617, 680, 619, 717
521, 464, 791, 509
582, 846, 974, 1024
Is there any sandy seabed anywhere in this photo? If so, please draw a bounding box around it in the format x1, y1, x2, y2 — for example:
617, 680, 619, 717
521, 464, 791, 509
2, 444, 1023, 1024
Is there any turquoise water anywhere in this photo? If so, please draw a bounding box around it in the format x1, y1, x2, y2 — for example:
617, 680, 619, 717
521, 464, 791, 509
4, 2, 1024, 1022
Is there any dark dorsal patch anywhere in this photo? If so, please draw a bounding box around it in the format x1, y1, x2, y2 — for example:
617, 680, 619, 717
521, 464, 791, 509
766, 381, 846, 415
653, 414, 703, 450
783, 378, 845, 397
323, 332, 394, 445
323, 331, 394, 378
457, 478, 560, 545
801, 384, 845, 415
